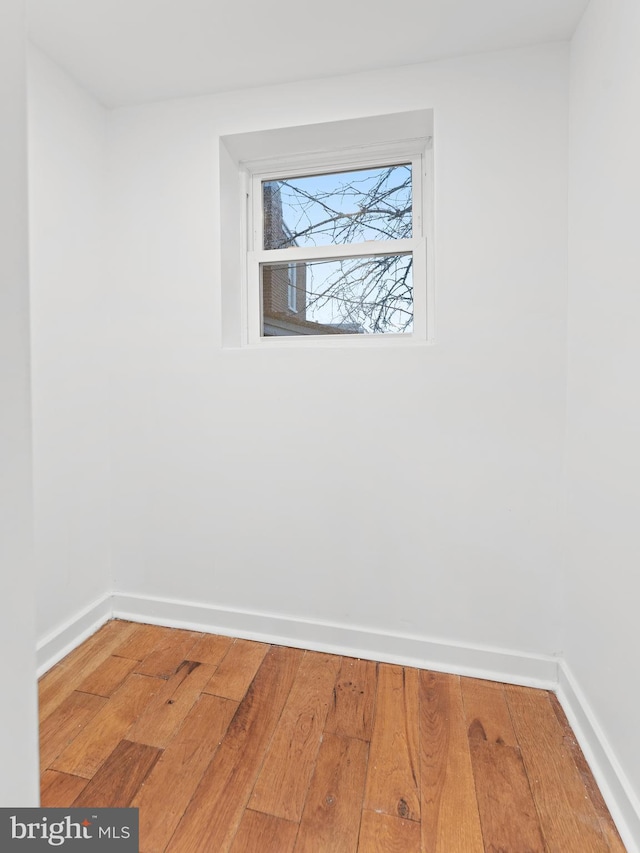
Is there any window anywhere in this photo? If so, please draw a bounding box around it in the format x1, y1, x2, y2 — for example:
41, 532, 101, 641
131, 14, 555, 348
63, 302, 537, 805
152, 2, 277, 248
246, 142, 429, 344
220, 110, 434, 348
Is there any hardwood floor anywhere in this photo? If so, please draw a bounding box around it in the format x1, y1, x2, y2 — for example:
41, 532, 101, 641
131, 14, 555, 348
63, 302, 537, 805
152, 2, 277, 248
38, 620, 626, 852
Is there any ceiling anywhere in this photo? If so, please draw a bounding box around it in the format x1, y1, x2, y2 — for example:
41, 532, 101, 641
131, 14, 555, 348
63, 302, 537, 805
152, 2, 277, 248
27, 0, 590, 108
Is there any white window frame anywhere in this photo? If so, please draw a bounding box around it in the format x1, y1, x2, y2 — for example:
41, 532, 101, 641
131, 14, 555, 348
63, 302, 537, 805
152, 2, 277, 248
242, 139, 431, 347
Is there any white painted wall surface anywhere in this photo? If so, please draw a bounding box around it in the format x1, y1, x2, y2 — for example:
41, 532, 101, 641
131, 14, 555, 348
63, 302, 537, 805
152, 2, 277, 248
28, 47, 112, 641
0, 0, 40, 806
109, 44, 569, 659
566, 0, 640, 812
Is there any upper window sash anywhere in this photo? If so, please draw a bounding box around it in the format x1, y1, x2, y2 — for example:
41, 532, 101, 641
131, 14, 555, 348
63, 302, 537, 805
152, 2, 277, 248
248, 147, 425, 255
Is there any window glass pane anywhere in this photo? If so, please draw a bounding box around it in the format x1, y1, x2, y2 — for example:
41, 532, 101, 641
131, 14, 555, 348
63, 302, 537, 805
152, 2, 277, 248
263, 164, 412, 250
261, 254, 413, 336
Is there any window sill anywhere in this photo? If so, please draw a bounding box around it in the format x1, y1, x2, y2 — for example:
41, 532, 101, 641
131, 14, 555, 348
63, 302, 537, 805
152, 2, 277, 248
223, 334, 435, 351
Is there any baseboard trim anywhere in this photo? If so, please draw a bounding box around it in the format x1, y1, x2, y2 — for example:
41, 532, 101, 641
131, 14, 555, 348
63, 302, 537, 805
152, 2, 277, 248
36, 593, 112, 677
557, 661, 640, 853
110, 592, 559, 689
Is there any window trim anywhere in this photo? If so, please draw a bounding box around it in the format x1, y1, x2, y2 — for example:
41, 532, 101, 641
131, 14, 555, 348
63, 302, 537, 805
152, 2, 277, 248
241, 139, 432, 347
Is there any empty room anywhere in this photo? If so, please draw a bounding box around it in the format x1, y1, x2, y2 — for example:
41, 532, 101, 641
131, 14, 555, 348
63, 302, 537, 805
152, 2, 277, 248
1, 0, 639, 850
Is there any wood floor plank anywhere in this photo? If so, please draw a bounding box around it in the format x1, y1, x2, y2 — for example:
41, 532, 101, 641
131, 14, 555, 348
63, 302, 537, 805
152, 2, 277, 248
228, 810, 299, 853
40, 691, 107, 770
419, 671, 484, 853
72, 740, 162, 808
112, 622, 183, 662
249, 650, 341, 822
166, 645, 303, 853
460, 677, 519, 746
127, 660, 216, 748
202, 638, 270, 702
134, 694, 239, 853
188, 633, 235, 666
357, 810, 421, 853
294, 732, 369, 853
506, 685, 610, 853
51, 673, 162, 779
76, 655, 139, 698
468, 737, 546, 853
548, 693, 627, 853
40, 770, 89, 808
363, 664, 420, 822
39, 620, 137, 722
462, 679, 545, 853
135, 630, 203, 679
324, 657, 377, 742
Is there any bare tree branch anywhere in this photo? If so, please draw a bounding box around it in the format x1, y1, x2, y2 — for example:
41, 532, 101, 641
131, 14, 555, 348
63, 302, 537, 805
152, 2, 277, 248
265, 165, 414, 333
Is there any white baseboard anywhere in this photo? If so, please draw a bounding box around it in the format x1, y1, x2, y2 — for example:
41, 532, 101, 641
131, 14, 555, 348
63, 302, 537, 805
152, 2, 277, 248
557, 662, 640, 853
110, 592, 559, 689
36, 593, 112, 677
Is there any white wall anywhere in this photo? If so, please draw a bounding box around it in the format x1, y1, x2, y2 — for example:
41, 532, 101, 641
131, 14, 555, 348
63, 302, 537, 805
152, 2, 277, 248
28, 47, 112, 642
0, 0, 40, 805
566, 0, 640, 821
109, 44, 569, 660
